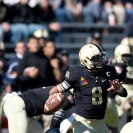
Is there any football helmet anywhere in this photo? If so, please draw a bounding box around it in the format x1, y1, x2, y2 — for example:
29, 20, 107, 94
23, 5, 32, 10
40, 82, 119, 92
33, 29, 49, 39
121, 37, 133, 46
114, 44, 132, 64
79, 43, 105, 69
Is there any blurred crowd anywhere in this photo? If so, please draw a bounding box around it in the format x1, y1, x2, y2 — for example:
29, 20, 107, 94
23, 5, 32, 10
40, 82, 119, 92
0, 0, 133, 44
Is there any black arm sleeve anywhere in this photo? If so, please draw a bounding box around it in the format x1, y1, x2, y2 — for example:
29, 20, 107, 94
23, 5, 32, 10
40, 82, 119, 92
50, 91, 75, 129
50, 109, 64, 129
115, 86, 127, 97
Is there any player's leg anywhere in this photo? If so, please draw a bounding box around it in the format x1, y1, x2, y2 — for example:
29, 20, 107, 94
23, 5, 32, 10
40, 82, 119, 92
42, 114, 53, 132
72, 114, 109, 133
72, 114, 93, 133
94, 119, 109, 133
3, 95, 28, 133
105, 97, 118, 133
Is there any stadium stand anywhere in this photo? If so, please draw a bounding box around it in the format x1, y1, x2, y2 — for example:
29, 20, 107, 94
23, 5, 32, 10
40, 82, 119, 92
5, 23, 126, 64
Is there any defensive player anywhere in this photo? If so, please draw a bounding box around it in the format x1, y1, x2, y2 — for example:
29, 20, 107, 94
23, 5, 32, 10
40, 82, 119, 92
104, 44, 133, 133
47, 43, 127, 133
113, 44, 133, 131
3, 86, 74, 133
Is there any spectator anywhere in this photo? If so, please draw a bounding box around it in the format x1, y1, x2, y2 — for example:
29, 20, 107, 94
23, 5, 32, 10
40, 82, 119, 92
49, 0, 64, 11
108, 11, 117, 25
28, 0, 53, 36
11, 0, 34, 24
122, 0, 133, 4
113, 0, 126, 24
0, 0, 11, 42
59, 49, 70, 75
0, 0, 9, 24
102, 1, 113, 23
3, 41, 26, 92
56, 0, 83, 22
0, 0, 34, 44
9, 0, 34, 43
43, 39, 63, 83
125, 2, 133, 22
18, 36, 55, 92
124, 15, 133, 37
34, 0, 55, 24
83, 0, 103, 23
31, 0, 61, 42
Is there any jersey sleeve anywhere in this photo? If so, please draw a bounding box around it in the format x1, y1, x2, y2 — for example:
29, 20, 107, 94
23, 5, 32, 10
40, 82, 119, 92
65, 66, 79, 82
60, 66, 80, 91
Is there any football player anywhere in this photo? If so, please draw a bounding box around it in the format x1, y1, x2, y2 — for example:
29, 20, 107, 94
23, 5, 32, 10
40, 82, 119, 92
47, 43, 127, 133
3, 86, 74, 133
104, 44, 133, 133
113, 44, 133, 131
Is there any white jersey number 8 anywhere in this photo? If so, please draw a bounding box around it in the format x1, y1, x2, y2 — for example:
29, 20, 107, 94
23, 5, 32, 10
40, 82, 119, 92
92, 87, 103, 105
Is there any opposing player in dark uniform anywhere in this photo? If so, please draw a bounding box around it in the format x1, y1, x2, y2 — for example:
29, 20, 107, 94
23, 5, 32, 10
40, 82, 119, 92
3, 86, 74, 133
47, 43, 127, 133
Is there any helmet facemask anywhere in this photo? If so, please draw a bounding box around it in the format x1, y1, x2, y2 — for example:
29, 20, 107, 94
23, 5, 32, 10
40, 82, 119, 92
122, 54, 132, 65
90, 54, 105, 69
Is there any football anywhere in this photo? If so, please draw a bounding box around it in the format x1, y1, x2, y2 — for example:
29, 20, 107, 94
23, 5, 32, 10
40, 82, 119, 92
44, 93, 65, 115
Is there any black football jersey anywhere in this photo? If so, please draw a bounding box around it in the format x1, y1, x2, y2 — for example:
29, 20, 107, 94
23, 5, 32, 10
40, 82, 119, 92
20, 86, 50, 117
60, 65, 118, 119
20, 86, 74, 117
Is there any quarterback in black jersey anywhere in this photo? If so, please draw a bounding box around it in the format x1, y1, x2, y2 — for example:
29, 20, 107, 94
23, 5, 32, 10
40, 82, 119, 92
3, 86, 74, 133
48, 43, 127, 133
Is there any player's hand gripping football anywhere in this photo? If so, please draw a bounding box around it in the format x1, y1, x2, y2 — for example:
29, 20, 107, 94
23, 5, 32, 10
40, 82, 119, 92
107, 79, 123, 92
44, 93, 65, 114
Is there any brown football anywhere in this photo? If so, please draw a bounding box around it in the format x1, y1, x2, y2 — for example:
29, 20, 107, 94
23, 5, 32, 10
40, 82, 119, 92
44, 93, 65, 115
